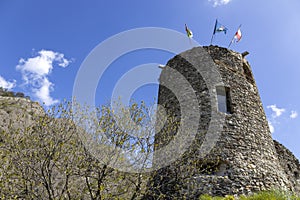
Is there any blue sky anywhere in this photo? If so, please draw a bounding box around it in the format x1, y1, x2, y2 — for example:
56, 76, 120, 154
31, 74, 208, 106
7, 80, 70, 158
0, 0, 300, 159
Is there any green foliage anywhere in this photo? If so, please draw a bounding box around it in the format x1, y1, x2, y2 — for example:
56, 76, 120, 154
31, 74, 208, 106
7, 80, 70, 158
240, 190, 300, 200
0, 87, 29, 99
0, 99, 158, 199
199, 194, 214, 200
199, 190, 300, 200
199, 194, 234, 200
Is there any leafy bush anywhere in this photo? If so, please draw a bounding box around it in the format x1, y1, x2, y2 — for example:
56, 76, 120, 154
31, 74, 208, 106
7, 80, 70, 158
0, 100, 163, 199
0, 87, 29, 99
240, 190, 300, 200
199, 194, 234, 200
199, 190, 300, 200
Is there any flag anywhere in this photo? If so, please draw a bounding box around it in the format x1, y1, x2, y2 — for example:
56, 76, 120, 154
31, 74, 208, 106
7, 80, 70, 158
211, 19, 228, 44
213, 19, 228, 35
185, 24, 193, 38
228, 25, 242, 48
234, 28, 242, 42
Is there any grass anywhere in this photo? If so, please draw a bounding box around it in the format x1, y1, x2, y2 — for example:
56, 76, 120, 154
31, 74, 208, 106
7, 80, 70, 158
199, 190, 300, 200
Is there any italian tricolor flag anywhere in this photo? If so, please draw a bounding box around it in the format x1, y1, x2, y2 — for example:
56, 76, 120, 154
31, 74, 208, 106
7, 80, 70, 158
185, 24, 193, 38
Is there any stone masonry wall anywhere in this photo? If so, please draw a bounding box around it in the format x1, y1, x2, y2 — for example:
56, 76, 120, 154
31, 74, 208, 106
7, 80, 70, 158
148, 46, 300, 198
274, 140, 300, 193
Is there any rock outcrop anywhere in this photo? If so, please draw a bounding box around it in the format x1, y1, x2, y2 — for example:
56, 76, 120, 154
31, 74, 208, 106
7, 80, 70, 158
0, 96, 44, 132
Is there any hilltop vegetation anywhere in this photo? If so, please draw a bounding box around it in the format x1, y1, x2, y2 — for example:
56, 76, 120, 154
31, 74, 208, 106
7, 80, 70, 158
0, 87, 30, 99
199, 190, 300, 200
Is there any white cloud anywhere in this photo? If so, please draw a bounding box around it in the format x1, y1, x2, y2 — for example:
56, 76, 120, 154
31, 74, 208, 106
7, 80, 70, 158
16, 50, 69, 77
268, 121, 275, 133
34, 78, 59, 106
16, 50, 71, 106
267, 104, 285, 118
209, 0, 232, 7
290, 110, 298, 119
0, 75, 16, 90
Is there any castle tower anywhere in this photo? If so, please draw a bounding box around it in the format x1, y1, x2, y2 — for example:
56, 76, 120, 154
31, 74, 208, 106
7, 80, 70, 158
150, 46, 299, 198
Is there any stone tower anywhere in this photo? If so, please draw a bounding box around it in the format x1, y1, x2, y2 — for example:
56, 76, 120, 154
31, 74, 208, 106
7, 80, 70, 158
149, 46, 300, 198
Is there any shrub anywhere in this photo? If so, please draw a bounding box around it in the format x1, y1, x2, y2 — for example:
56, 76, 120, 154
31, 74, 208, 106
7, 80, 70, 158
199, 190, 300, 200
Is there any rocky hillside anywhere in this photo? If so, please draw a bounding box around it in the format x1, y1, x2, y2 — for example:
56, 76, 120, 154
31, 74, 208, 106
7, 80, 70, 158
0, 96, 44, 132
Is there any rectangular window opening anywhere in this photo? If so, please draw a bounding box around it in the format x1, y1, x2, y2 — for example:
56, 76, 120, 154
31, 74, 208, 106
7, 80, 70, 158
216, 86, 232, 114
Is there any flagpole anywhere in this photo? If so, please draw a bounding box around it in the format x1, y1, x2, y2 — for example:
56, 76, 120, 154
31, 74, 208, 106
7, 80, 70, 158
210, 19, 218, 45
210, 34, 214, 45
228, 24, 242, 48
228, 35, 235, 48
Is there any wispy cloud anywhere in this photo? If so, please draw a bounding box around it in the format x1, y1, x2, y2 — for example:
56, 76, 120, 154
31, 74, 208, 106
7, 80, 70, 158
267, 104, 285, 118
16, 50, 71, 106
266, 105, 298, 134
266, 104, 286, 134
0, 75, 16, 90
290, 110, 298, 119
268, 121, 275, 134
209, 0, 232, 7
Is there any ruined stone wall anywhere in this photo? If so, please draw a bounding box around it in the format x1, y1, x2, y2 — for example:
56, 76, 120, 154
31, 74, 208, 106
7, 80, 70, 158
274, 140, 300, 193
150, 46, 299, 198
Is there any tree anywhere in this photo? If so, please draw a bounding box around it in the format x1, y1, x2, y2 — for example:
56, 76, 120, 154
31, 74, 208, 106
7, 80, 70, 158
0, 99, 157, 199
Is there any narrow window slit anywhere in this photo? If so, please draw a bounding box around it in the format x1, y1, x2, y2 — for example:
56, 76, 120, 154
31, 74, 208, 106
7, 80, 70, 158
216, 86, 232, 114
